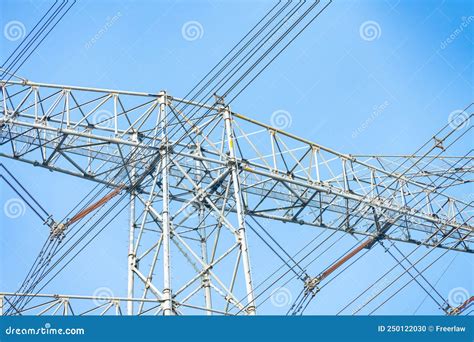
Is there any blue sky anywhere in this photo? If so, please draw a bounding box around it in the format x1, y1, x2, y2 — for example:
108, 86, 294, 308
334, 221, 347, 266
0, 0, 472, 315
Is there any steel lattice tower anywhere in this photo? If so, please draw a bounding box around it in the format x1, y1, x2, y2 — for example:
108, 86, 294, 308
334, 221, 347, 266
0, 79, 472, 315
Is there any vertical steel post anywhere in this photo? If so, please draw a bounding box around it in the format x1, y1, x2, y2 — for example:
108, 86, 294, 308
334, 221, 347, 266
127, 132, 138, 315
63, 299, 69, 316
159, 91, 173, 315
200, 209, 213, 315
195, 146, 213, 314
223, 106, 256, 315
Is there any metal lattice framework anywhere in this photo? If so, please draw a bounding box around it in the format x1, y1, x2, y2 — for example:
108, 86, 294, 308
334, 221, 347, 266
1, 79, 473, 315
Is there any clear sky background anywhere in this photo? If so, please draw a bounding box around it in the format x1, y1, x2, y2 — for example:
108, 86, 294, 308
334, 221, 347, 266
0, 0, 472, 315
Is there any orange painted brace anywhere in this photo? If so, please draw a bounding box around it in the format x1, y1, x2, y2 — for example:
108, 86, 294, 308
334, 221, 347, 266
67, 184, 125, 226
450, 296, 473, 315
319, 237, 374, 282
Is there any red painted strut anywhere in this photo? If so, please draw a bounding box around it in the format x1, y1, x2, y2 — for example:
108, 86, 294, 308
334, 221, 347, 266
68, 185, 125, 225
319, 237, 373, 282
449, 296, 473, 315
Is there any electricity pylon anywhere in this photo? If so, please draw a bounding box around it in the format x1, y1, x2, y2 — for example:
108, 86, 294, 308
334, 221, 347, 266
1, 80, 472, 315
